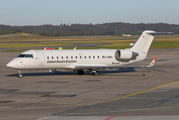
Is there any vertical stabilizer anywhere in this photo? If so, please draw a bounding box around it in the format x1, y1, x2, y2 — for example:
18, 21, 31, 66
130, 30, 156, 53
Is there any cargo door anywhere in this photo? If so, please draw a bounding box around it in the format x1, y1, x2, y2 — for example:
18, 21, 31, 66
36, 51, 45, 66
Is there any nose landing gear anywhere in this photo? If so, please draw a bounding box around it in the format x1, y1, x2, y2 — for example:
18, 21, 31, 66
18, 70, 23, 78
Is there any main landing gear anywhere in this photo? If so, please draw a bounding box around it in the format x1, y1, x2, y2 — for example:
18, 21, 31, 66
77, 70, 84, 75
91, 70, 98, 76
77, 70, 98, 76
18, 70, 23, 78
49, 69, 57, 73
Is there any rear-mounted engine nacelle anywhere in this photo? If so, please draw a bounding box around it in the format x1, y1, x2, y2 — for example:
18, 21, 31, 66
115, 50, 138, 62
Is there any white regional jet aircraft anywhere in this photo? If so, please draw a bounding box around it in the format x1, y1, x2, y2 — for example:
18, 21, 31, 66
7, 30, 157, 78
122, 34, 131, 37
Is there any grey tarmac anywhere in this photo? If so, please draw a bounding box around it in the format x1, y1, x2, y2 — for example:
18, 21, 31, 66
0, 49, 179, 120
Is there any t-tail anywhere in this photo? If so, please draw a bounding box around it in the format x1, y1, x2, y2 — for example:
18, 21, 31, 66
130, 30, 156, 53
114, 30, 156, 63
130, 30, 156, 60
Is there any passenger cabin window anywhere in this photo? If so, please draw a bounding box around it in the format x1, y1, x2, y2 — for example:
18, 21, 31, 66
61, 56, 63, 59
93, 56, 95, 59
71, 56, 73, 59
52, 56, 54, 59
57, 56, 58, 59
47, 56, 49, 59
18, 54, 33, 58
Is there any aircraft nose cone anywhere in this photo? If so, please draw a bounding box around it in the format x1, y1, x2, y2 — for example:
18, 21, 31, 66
6, 62, 13, 68
6, 59, 17, 68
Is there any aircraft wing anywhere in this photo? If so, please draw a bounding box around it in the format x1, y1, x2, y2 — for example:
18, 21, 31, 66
74, 57, 157, 70
74, 65, 144, 70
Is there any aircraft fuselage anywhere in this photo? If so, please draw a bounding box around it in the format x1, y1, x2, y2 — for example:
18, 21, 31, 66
7, 49, 146, 70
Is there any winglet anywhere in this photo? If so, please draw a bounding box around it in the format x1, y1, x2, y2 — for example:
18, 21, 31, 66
147, 57, 157, 67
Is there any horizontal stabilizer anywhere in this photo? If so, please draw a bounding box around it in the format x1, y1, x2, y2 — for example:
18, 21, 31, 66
156, 32, 173, 34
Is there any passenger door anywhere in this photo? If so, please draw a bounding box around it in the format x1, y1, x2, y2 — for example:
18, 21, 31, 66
36, 51, 45, 66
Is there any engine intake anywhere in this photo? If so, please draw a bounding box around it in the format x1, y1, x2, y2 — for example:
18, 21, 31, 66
115, 50, 138, 62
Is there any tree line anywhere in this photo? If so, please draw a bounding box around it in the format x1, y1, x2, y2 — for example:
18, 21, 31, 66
0, 29, 22, 35
0, 22, 179, 36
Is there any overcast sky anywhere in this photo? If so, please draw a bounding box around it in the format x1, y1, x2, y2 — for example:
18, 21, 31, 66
0, 0, 178, 26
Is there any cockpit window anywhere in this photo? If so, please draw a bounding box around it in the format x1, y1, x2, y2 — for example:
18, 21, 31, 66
25, 54, 33, 58
18, 54, 26, 57
18, 54, 33, 58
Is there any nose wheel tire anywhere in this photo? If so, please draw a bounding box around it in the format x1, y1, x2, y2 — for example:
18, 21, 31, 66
18, 74, 23, 78
18, 70, 23, 78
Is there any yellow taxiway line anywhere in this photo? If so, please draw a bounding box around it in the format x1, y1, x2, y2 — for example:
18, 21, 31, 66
81, 80, 179, 106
